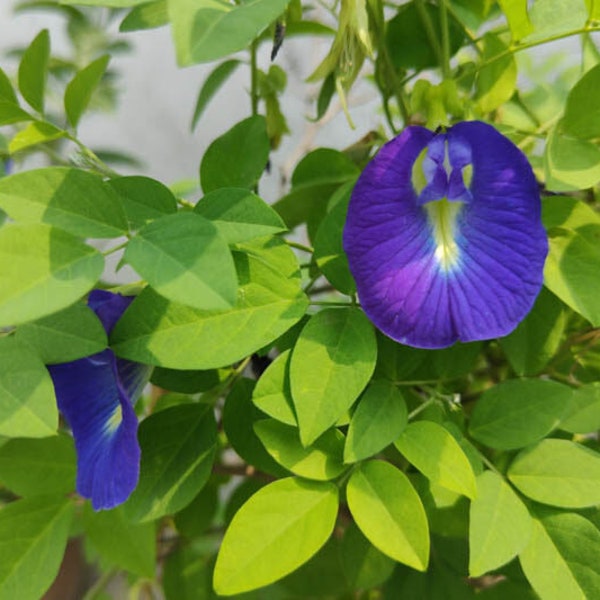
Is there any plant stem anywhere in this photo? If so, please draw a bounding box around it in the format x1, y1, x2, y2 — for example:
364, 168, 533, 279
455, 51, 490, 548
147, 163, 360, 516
250, 40, 259, 116
285, 239, 314, 253
439, 0, 451, 78
309, 300, 355, 307
407, 396, 437, 420
82, 569, 117, 600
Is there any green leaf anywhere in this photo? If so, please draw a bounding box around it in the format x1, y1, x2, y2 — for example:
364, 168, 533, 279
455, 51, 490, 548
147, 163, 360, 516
0, 434, 75, 496
0, 67, 17, 103
213, 477, 338, 595
82, 505, 155, 577
587, 0, 600, 20
0, 496, 73, 600
340, 522, 395, 591
173, 481, 219, 537
469, 379, 573, 450
0, 337, 57, 438
508, 439, 600, 508
561, 383, 600, 433
125, 212, 238, 310
291, 148, 360, 187
543, 225, 600, 325
313, 186, 356, 295
252, 349, 296, 425
61, 0, 149, 5
254, 419, 346, 481
111, 236, 307, 369
346, 460, 429, 571
0, 101, 34, 126
123, 403, 217, 522
108, 175, 177, 230
476, 32, 517, 113
163, 545, 212, 600
499, 287, 566, 376
18, 29, 50, 113
545, 125, 600, 191
0, 167, 128, 238
290, 307, 377, 446
191, 60, 241, 130
562, 63, 600, 139
0, 223, 104, 327
200, 116, 270, 193
469, 470, 532, 577
519, 511, 600, 600
223, 378, 289, 477
15, 302, 107, 364
64, 55, 110, 128
151, 367, 223, 394
395, 421, 477, 499
9, 121, 65, 154
195, 187, 286, 244
168, 0, 291, 65
120, 0, 169, 31
344, 380, 407, 463
497, 0, 533, 41
542, 195, 600, 230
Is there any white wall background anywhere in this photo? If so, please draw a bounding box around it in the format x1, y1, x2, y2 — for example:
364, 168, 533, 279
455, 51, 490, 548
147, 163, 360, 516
0, 1, 381, 204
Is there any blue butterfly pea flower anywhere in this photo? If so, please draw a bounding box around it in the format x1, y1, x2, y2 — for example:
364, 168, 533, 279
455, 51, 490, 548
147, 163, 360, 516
48, 290, 150, 510
343, 121, 548, 349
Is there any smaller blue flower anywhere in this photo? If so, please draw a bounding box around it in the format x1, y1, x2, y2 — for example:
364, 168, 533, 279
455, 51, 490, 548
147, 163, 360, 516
48, 290, 150, 510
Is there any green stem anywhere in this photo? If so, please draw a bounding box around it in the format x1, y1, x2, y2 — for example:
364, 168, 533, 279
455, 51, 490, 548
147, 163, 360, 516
477, 450, 502, 475
250, 40, 259, 116
285, 239, 314, 253
66, 133, 119, 178
407, 397, 437, 420
439, 0, 451, 78
309, 300, 355, 307
102, 239, 129, 257
82, 569, 117, 600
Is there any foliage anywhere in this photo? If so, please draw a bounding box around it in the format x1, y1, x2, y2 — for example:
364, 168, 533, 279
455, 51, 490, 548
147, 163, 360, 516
1, 0, 600, 598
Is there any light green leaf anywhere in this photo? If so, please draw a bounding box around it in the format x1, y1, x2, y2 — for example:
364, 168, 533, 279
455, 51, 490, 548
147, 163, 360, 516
125, 212, 238, 310
0, 434, 75, 496
313, 186, 356, 295
213, 477, 338, 595
508, 439, 600, 508
0, 496, 73, 600
497, 0, 533, 41
194, 187, 286, 244
252, 349, 296, 425
120, 0, 169, 31
191, 60, 241, 130
168, 0, 291, 65
82, 505, 155, 577
347, 460, 429, 571
542, 195, 600, 230
18, 29, 50, 113
254, 419, 346, 481
108, 175, 177, 230
469, 470, 532, 577
64, 55, 110, 128
9, 121, 65, 154
344, 380, 407, 463
395, 421, 477, 499
200, 116, 270, 194
476, 32, 517, 113
61, 0, 149, 6
290, 307, 377, 446
0, 167, 128, 238
519, 511, 600, 600
112, 236, 307, 368
0, 101, 33, 126
0, 337, 57, 438
469, 379, 573, 450
0, 223, 104, 327
15, 302, 107, 364
545, 125, 600, 191
544, 225, 600, 325
124, 403, 217, 522
499, 287, 566, 376
561, 383, 600, 433
587, 0, 600, 20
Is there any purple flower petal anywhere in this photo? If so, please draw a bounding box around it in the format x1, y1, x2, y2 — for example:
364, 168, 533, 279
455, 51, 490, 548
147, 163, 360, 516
343, 121, 548, 349
49, 349, 141, 510
87, 289, 134, 335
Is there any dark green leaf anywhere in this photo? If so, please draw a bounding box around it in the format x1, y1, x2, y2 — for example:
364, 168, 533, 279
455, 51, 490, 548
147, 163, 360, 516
0, 67, 17, 103
0, 337, 57, 438
124, 403, 217, 522
200, 116, 270, 193
150, 366, 223, 394
191, 60, 241, 130
291, 148, 359, 187
561, 383, 600, 433
0, 167, 128, 238
124, 212, 238, 310
64, 55, 109, 127
0, 101, 33, 126
15, 301, 107, 364
18, 29, 50, 113
562, 63, 600, 139
0, 224, 104, 326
